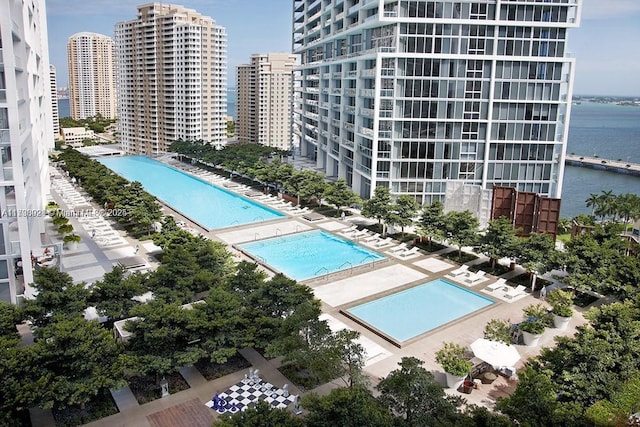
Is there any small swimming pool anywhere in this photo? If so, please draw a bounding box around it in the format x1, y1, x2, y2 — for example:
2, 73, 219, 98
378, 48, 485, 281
99, 156, 284, 230
237, 230, 385, 281
345, 279, 494, 344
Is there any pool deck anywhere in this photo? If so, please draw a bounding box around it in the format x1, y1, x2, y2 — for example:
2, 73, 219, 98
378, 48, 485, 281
38, 158, 590, 425
154, 158, 590, 400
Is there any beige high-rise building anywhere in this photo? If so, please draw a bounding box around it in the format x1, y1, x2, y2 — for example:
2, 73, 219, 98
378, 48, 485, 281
237, 53, 296, 149
115, 3, 228, 155
67, 32, 116, 120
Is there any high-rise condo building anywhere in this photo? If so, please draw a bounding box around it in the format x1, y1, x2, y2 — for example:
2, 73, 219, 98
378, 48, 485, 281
292, 0, 582, 205
50, 65, 60, 136
67, 32, 117, 120
115, 3, 228, 155
0, 0, 54, 303
237, 53, 297, 149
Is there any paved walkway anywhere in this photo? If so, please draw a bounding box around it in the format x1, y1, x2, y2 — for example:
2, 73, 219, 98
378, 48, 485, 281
83, 349, 300, 427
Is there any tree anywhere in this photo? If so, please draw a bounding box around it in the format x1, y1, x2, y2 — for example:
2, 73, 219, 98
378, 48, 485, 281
514, 233, 558, 291
376, 357, 463, 426
443, 210, 479, 258
23, 268, 91, 327
417, 200, 445, 248
301, 176, 330, 207
267, 300, 339, 387
389, 195, 419, 236
124, 301, 204, 382
192, 287, 250, 364
0, 302, 23, 338
325, 179, 360, 215
585, 192, 600, 216
495, 366, 582, 426
477, 217, 519, 268
286, 169, 318, 206
90, 265, 147, 320
303, 386, 394, 427
362, 186, 393, 236
333, 329, 367, 389
29, 317, 125, 409
214, 400, 304, 427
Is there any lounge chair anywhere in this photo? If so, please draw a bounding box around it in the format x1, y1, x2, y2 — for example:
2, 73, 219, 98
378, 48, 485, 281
485, 278, 507, 292
398, 247, 420, 258
362, 233, 381, 243
373, 237, 393, 248
449, 265, 469, 277
352, 229, 370, 239
465, 270, 486, 284
388, 243, 408, 254
504, 285, 527, 299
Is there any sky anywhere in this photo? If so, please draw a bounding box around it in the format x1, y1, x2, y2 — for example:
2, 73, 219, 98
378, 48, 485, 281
46, 0, 640, 97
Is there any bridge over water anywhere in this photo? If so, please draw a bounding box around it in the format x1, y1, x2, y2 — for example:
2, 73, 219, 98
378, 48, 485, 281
565, 154, 640, 177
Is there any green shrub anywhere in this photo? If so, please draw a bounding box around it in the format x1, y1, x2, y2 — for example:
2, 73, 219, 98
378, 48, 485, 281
436, 342, 472, 376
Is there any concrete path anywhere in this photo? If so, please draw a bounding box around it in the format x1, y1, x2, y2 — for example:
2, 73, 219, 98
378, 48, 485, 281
179, 366, 208, 388
110, 385, 139, 412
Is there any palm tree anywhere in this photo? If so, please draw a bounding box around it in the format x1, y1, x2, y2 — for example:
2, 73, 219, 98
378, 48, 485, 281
585, 193, 600, 216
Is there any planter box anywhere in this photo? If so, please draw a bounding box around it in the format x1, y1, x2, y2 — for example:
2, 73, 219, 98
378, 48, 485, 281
460, 380, 475, 394
521, 330, 542, 346
553, 314, 571, 330
445, 372, 466, 389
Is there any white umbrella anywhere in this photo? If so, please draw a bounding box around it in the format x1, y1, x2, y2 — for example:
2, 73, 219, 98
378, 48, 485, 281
470, 338, 521, 367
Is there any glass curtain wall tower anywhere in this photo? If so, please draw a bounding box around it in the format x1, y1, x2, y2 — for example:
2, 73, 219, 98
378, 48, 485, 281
292, 0, 582, 203
0, 0, 53, 303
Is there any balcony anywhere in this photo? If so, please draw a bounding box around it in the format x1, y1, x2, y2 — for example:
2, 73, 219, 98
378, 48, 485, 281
360, 89, 375, 97
360, 126, 374, 137
360, 108, 374, 117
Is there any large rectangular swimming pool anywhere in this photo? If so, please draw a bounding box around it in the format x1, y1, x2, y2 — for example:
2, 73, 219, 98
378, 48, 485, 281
237, 230, 385, 281
99, 156, 284, 229
345, 279, 494, 343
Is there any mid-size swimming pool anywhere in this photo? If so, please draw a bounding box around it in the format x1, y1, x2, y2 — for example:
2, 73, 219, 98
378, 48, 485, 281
237, 230, 385, 281
346, 279, 494, 343
99, 156, 284, 229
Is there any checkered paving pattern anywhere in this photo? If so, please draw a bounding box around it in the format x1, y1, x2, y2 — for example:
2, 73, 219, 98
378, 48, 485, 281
205, 379, 295, 414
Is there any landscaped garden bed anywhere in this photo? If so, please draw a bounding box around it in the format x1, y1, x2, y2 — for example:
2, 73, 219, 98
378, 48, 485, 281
278, 363, 319, 392
128, 372, 190, 405
195, 353, 251, 381
572, 290, 599, 307
469, 261, 510, 277
508, 273, 551, 289
52, 388, 118, 427
414, 240, 449, 253
440, 251, 478, 264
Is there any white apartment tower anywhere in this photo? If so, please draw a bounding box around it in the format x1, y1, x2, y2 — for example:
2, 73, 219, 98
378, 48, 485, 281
115, 3, 228, 155
50, 65, 60, 137
0, 0, 54, 303
67, 32, 116, 120
237, 53, 297, 149
292, 0, 582, 204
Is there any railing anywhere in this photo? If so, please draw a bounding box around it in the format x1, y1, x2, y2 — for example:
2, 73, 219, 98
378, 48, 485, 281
339, 261, 353, 274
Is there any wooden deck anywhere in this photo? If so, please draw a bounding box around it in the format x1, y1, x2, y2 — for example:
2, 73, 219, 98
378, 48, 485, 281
147, 399, 213, 427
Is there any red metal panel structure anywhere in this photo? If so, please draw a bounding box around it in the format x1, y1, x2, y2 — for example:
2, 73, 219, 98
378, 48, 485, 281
514, 192, 537, 235
536, 198, 561, 238
490, 186, 560, 239
491, 186, 516, 221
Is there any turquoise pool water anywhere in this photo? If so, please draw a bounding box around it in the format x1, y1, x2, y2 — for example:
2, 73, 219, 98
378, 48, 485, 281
346, 279, 494, 342
98, 156, 284, 229
237, 230, 385, 281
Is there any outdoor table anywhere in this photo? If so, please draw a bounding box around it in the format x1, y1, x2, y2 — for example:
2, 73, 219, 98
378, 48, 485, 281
481, 372, 497, 384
